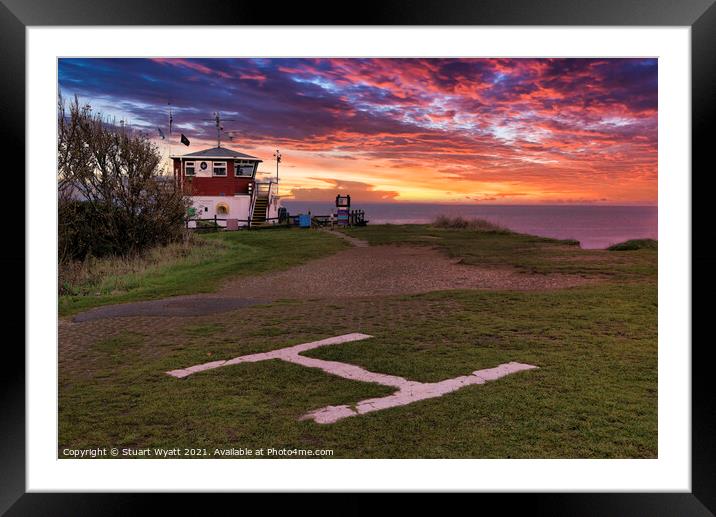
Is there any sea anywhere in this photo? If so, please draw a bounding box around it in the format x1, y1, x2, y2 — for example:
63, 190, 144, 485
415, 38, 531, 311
281, 202, 658, 250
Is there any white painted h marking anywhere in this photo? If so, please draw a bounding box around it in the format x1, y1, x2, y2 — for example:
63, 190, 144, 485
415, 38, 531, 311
166, 333, 538, 423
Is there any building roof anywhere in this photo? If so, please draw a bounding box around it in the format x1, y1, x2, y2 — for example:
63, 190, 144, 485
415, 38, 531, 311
172, 146, 262, 161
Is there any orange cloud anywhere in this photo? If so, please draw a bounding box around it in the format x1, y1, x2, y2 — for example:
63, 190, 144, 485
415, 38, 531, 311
60, 58, 658, 204
288, 178, 400, 202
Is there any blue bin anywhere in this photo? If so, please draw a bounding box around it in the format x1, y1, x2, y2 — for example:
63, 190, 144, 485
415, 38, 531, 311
299, 214, 311, 228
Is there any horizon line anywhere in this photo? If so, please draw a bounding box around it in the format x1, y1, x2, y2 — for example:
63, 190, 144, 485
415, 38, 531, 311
281, 200, 658, 207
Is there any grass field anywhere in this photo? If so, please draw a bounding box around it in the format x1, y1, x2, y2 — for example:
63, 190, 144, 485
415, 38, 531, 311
58, 225, 657, 458
340, 224, 657, 279
59, 229, 347, 317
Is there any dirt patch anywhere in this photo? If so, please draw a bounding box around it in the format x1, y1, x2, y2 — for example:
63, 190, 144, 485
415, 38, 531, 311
217, 245, 592, 300
69, 245, 593, 322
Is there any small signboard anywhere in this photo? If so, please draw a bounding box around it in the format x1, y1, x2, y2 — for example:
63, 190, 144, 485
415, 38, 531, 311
336, 195, 351, 226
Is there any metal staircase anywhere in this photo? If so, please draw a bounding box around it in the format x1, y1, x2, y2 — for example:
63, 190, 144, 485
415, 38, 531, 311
250, 182, 272, 224
252, 196, 269, 223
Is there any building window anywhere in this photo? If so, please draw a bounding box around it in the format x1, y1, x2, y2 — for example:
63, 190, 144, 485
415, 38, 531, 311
216, 203, 229, 216
213, 161, 227, 176
185, 161, 195, 176
235, 160, 256, 177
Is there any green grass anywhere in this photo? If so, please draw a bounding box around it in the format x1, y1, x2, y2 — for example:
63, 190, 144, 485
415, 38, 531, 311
59, 229, 347, 317
59, 285, 656, 458
59, 224, 657, 458
183, 323, 226, 337
341, 224, 656, 279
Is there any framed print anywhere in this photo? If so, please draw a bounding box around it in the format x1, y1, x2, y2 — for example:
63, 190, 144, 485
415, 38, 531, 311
3, 0, 714, 513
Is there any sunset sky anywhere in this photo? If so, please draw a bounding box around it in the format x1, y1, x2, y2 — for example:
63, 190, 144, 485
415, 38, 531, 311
58, 58, 657, 204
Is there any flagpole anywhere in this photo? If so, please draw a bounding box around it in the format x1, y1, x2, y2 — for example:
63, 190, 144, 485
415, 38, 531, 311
168, 103, 173, 178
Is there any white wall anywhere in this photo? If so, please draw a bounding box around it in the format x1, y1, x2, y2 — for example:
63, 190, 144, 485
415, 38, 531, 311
267, 196, 281, 220
190, 195, 252, 225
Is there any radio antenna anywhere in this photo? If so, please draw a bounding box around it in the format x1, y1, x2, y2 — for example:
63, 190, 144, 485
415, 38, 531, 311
204, 112, 236, 148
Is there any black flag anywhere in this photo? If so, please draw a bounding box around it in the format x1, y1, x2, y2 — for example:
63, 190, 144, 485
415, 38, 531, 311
157, 128, 165, 140
180, 134, 190, 146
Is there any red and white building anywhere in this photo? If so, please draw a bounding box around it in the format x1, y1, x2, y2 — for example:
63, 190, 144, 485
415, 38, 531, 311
172, 146, 280, 227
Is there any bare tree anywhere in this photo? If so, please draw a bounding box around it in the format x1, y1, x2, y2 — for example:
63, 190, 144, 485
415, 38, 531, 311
58, 95, 188, 260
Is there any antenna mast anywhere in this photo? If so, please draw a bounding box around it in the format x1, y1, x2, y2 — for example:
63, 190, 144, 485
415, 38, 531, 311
206, 112, 236, 148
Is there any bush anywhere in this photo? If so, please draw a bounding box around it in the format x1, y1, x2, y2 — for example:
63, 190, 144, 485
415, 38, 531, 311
432, 215, 509, 233
59, 201, 123, 259
607, 239, 658, 251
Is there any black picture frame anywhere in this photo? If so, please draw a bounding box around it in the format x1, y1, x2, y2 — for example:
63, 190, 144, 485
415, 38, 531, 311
3, 0, 713, 513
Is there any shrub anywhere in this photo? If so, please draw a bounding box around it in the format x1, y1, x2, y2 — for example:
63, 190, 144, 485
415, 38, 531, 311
607, 239, 658, 251
432, 215, 509, 233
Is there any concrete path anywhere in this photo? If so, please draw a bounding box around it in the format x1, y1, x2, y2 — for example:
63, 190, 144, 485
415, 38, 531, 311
73, 296, 263, 323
